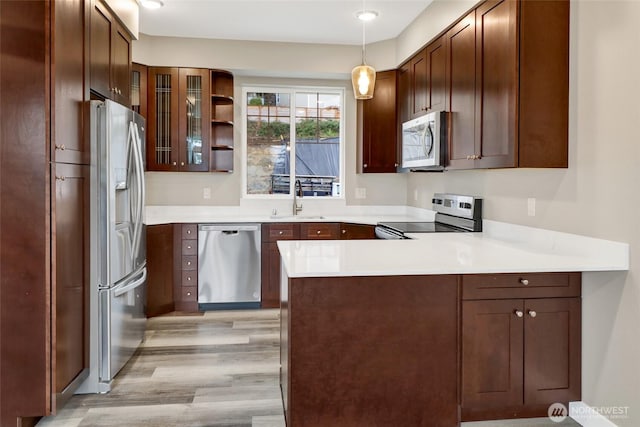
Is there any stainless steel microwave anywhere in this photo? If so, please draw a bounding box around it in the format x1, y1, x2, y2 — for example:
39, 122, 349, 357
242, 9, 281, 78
401, 111, 447, 171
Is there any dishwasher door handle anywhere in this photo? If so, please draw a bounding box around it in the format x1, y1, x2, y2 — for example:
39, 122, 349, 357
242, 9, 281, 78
199, 224, 260, 232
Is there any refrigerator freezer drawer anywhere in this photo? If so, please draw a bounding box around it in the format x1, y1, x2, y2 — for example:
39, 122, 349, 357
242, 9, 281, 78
100, 267, 147, 384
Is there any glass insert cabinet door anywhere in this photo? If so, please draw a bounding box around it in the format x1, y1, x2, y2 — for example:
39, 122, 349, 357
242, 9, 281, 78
146, 67, 210, 171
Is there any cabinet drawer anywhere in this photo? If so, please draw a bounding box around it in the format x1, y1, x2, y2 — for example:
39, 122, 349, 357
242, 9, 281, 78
300, 223, 340, 240
462, 272, 581, 300
182, 239, 197, 255
182, 270, 197, 287
182, 224, 197, 239
182, 255, 197, 271
263, 223, 299, 242
181, 286, 197, 302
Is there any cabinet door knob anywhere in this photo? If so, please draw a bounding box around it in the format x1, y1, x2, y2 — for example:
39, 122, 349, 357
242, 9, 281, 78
514, 310, 524, 318
187, 245, 191, 249
342, 229, 346, 234
528, 310, 537, 318
118, 88, 122, 95
394, 163, 398, 167
173, 161, 177, 166
279, 231, 284, 235
187, 276, 191, 281
316, 230, 321, 235
520, 278, 529, 286
186, 292, 191, 296
181, 162, 185, 166
187, 261, 191, 266
363, 163, 368, 168
187, 230, 191, 234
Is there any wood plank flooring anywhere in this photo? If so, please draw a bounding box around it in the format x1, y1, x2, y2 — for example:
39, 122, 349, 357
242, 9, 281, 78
38, 309, 581, 427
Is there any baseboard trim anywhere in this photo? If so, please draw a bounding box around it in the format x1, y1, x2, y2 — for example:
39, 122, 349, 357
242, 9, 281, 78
570, 401, 620, 427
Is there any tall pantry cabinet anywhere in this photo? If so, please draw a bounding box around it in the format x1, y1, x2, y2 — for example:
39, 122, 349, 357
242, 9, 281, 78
1, 0, 133, 424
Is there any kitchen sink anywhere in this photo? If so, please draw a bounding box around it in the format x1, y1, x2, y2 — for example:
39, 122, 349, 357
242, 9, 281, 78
271, 215, 326, 220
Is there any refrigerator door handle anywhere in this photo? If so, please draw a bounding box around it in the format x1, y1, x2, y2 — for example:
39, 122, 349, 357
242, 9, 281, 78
114, 267, 147, 297
129, 121, 145, 264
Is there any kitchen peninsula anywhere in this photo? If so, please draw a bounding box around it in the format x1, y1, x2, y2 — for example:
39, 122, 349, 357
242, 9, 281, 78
277, 223, 628, 426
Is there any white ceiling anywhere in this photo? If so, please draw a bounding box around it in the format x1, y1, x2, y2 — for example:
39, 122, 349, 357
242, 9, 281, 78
139, 0, 434, 46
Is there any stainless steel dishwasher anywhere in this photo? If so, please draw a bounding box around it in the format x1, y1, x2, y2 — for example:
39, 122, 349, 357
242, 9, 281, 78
198, 224, 261, 309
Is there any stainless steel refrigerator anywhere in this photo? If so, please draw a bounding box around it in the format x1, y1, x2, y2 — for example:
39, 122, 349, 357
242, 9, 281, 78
77, 100, 147, 394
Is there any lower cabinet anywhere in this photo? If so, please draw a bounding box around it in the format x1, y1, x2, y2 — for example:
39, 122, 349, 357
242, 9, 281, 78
146, 224, 175, 317
461, 272, 581, 421
175, 224, 199, 312
261, 222, 375, 308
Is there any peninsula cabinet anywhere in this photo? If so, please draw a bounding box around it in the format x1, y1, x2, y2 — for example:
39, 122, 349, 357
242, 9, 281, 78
446, 0, 569, 169
359, 70, 398, 173
339, 222, 375, 239
90, 0, 132, 106
461, 272, 581, 421
147, 67, 211, 172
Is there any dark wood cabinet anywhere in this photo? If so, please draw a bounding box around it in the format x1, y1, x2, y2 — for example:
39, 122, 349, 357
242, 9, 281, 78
53, 163, 90, 403
445, 10, 477, 170
461, 272, 581, 421
360, 70, 398, 173
174, 224, 199, 311
446, 0, 568, 169
146, 224, 175, 317
340, 223, 375, 239
210, 70, 235, 172
426, 35, 447, 114
410, 49, 428, 117
131, 63, 148, 119
90, 0, 131, 106
397, 62, 411, 125
261, 223, 300, 308
147, 67, 213, 172
300, 222, 341, 239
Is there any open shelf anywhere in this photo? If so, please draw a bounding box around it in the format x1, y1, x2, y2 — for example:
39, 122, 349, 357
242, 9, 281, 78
210, 70, 234, 172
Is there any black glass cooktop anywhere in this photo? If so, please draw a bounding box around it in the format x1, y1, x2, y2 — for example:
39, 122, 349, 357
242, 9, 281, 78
377, 221, 463, 234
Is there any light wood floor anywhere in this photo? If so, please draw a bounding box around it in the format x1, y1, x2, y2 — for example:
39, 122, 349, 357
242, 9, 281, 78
37, 309, 580, 427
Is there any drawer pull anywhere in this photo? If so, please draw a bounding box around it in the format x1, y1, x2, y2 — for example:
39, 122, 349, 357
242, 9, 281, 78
528, 310, 537, 318
186, 292, 191, 296
342, 229, 346, 234
520, 278, 529, 286
279, 231, 284, 235
186, 245, 192, 249
514, 310, 523, 318
187, 276, 191, 281
316, 230, 321, 235
187, 230, 191, 234
187, 261, 191, 266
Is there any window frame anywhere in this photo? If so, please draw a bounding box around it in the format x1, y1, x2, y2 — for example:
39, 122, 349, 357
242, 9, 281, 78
241, 85, 345, 199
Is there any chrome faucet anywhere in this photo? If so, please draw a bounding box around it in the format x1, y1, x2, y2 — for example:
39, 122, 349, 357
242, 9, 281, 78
293, 179, 303, 215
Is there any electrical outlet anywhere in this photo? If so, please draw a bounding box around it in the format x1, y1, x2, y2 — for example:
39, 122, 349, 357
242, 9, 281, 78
203, 187, 211, 200
527, 198, 536, 217
355, 188, 367, 199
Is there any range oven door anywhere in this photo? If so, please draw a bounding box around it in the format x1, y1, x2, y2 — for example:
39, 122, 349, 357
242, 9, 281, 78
374, 226, 407, 240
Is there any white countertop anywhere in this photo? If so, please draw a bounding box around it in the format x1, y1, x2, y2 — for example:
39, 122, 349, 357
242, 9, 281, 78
144, 204, 435, 226
277, 220, 629, 278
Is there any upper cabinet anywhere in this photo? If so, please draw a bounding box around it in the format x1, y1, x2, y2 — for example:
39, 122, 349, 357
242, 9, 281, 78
131, 62, 148, 119
90, 0, 131, 106
210, 70, 235, 172
147, 67, 211, 171
446, 0, 569, 169
392, 0, 569, 171
360, 69, 398, 173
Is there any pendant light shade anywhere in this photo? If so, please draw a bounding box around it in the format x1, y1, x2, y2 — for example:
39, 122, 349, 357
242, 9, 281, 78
351, 64, 376, 99
352, 1, 376, 100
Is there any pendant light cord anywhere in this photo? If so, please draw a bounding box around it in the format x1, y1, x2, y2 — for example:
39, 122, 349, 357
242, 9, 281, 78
361, 0, 366, 65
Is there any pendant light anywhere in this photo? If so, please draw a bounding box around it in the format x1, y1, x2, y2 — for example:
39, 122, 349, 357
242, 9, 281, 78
352, 2, 377, 99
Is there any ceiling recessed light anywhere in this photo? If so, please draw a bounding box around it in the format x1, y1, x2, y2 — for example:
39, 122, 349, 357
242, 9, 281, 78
141, 0, 164, 10
356, 10, 379, 22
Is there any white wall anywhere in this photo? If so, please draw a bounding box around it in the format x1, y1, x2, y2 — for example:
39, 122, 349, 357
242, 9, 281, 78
402, 1, 640, 425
